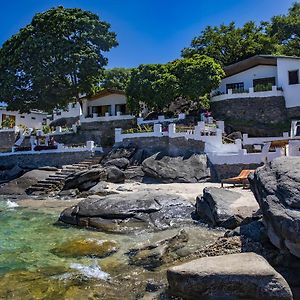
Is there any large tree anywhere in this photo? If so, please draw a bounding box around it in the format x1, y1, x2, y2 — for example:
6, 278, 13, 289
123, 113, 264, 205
0, 6, 117, 112
269, 2, 300, 57
182, 21, 276, 66
100, 68, 132, 91
126, 55, 224, 113
126, 64, 179, 113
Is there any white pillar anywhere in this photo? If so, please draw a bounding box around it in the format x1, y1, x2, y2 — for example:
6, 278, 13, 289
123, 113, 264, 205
154, 124, 162, 136
82, 99, 88, 117
86, 141, 95, 151
178, 113, 185, 120
55, 126, 62, 134
249, 87, 254, 94
216, 121, 225, 133
168, 123, 176, 137
115, 128, 122, 143
111, 105, 116, 116
272, 85, 277, 92
137, 117, 143, 125
158, 115, 165, 123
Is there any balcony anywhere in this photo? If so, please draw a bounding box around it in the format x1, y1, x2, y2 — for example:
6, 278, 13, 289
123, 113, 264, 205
211, 85, 284, 102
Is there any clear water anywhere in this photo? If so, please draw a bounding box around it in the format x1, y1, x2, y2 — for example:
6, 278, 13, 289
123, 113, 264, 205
0, 198, 223, 299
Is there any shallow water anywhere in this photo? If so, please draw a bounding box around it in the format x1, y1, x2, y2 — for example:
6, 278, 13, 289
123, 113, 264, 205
0, 197, 223, 299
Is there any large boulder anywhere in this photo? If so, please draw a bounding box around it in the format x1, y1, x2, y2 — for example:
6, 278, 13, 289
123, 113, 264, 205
250, 157, 300, 259
0, 169, 56, 195
167, 252, 293, 300
103, 158, 129, 170
196, 187, 259, 229
63, 168, 106, 191
142, 153, 210, 183
58, 192, 194, 233
105, 166, 125, 183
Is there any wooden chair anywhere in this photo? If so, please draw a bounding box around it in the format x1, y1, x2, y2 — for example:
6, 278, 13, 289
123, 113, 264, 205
221, 170, 255, 188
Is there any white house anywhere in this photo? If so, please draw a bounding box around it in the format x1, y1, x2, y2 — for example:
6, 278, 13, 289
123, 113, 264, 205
51, 102, 82, 121
211, 55, 300, 113
81, 89, 129, 117
0, 107, 47, 129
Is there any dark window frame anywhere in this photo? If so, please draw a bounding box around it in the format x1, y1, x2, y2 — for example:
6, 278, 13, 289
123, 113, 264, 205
226, 82, 244, 93
289, 70, 299, 85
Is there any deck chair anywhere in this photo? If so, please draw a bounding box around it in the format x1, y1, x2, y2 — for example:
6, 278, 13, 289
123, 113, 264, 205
221, 170, 255, 188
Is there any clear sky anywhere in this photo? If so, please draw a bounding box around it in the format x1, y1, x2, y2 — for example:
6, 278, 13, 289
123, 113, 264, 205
0, 0, 296, 68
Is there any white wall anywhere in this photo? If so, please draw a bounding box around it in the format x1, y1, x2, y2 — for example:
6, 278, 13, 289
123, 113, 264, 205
277, 58, 300, 108
216, 65, 278, 94
87, 94, 127, 116
0, 110, 47, 129
53, 102, 82, 120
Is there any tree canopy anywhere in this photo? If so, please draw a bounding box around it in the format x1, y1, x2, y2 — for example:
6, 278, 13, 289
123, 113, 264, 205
269, 2, 300, 57
0, 6, 117, 112
126, 55, 224, 112
100, 68, 132, 91
182, 21, 276, 66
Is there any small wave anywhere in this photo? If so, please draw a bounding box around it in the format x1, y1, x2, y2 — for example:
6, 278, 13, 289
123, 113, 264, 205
70, 261, 110, 281
6, 200, 19, 208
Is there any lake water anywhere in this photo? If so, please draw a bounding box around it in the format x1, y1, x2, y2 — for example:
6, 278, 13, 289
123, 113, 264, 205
0, 198, 222, 299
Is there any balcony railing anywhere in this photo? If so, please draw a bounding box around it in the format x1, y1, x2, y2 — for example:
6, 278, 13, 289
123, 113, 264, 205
211, 85, 284, 102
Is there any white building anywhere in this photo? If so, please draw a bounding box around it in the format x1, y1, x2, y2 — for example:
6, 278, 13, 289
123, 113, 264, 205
0, 108, 47, 129
51, 102, 82, 121
211, 55, 300, 113
81, 89, 128, 117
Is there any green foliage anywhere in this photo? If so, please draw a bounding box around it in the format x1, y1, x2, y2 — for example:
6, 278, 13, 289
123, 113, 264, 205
1, 118, 15, 128
101, 68, 132, 91
170, 55, 224, 100
124, 125, 153, 134
126, 56, 223, 112
182, 21, 276, 66
0, 6, 117, 113
268, 2, 300, 57
254, 83, 273, 92
126, 64, 179, 112
42, 125, 52, 134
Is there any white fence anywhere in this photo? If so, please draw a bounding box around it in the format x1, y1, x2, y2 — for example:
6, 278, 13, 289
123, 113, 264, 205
80, 112, 135, 123
242, 132, 289, 145
137, 113, 186, 125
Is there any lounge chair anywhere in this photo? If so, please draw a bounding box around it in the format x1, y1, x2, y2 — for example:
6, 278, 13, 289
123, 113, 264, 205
221, 170, 255, 188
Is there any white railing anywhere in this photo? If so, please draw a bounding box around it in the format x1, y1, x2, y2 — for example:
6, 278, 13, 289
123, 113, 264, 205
211, 86, 284, 102
242, 132, 289, 145
80, 112, 135, 123
137, 113, 186, 125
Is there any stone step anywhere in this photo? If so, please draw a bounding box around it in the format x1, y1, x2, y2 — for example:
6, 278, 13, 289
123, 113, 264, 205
37, 180, 63, 185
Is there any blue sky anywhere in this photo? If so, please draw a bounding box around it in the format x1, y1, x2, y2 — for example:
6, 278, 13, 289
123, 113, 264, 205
0, 0, 296, 68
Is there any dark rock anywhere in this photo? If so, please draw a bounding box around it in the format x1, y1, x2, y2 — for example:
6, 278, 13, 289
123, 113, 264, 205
49, 116, 79, 127
127, 229, 189, 270
38, 166, 59, 172
142, 153, 210, 183
226, 131, 243, 141
167, 253, 293, 300
145, 281, 164, 293
58, 189, 79, 197
105, 146, 137, 161
196, 187, 259, 229
63, 168, 106, 191
58, 192, 194, 233
105, 166, 125, 183
249, 157, 300, 258
124, 166, 145, 182
104, 158, 129, 170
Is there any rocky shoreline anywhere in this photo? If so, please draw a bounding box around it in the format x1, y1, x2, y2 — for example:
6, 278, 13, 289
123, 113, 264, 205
1, 145, 300, 299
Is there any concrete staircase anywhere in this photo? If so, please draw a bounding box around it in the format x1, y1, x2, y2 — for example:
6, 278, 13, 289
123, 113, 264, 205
26, 156, 102, 196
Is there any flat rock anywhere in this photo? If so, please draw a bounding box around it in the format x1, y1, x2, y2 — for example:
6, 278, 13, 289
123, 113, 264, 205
167, 252, 293, 300
196, 187, 259, 229
103, 158, 129, 170
250, 157, 300, 258
142, 153, 210, 183
58, 192, 195, 233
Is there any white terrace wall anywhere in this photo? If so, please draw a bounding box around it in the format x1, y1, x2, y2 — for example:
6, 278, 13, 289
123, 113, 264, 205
242, 132, 290, 145
137, 113, 186, 125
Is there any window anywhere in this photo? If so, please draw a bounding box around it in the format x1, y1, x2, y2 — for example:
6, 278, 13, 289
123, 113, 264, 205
31, 117, 36, 120
20, 116, 25, 119
289, 70, 299, 85
226, 82, 244, 93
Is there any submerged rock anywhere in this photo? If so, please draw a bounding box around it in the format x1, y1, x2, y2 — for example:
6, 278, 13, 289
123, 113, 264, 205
142, 153, 210, 183
58, 192, 194, 233
167, 252, 293, 300
250, 157, 300, 258
51, 238, 118, 258
196, 187, 259, 229
127, 229, 189, 270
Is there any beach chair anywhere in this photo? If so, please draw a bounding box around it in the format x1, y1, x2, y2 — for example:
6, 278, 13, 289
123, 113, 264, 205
221, 169, 255, 188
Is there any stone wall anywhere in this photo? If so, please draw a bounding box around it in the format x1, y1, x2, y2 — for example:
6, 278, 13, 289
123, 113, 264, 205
0, 151, 97, 170
210, 162, 263, 182
121, 136, 205, 157
286, 106, 300, 119
0, 131, 16, 152
210, 96, 287, 124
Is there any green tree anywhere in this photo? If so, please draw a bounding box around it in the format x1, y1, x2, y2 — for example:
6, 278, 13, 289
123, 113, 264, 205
269, 2, 300, 57
182, 22, 276, 66
0, 6, 117, 112
126, 64, 179, 113
170, 55, 224, 100
101, 68, 132, 91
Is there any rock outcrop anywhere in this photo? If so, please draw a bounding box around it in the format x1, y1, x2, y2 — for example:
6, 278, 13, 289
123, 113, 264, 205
167, 252, 293, 300
142, 153, 210, 183
196, 187, 259, 229
250, 157, 300, 258
59, 192, 194, 233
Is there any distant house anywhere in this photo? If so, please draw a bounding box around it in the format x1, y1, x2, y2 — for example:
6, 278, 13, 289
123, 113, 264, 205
0, 107, 47, 129
50, 102, 82, 121
211, 55, 300, 119
81, 89, 128, 117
